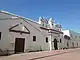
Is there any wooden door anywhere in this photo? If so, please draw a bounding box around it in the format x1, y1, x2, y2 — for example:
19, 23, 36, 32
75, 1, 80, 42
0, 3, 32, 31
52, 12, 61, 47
15, 38, 25, 54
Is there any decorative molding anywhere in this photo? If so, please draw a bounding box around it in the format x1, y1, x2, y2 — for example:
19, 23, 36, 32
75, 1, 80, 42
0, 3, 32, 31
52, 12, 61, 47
9, 23, 30, 34
40, 27, 63, 34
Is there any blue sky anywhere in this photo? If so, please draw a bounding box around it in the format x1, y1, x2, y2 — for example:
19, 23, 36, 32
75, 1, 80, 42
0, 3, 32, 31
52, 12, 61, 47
0, 0, 80, 32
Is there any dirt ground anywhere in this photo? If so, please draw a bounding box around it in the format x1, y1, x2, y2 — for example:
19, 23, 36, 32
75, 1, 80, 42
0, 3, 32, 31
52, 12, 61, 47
0, 48, 80, 60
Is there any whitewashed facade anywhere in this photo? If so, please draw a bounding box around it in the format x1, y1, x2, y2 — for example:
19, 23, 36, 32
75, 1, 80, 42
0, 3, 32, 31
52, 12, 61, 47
63, 30, 80, 49
0, 11, 63, 55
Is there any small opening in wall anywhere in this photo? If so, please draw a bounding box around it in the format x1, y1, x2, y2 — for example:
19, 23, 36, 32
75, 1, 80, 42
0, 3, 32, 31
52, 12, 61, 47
0, 32, 2, 40
75, 36, 77, 38
52, 23, 53, 26
42, 24, 44, 26
46, 25, 47, 27
60, 39, 61, 43
79, 36, 80, 38
33, 36, 36, 42
46, 37, 48, 43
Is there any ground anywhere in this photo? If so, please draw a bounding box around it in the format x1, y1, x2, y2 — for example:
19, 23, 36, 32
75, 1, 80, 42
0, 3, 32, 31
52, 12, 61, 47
0, 48, 80, 60
36, 49, 80, 60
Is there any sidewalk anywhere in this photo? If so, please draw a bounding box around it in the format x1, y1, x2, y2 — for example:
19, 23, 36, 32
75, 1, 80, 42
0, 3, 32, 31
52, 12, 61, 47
0, 48, 79, 60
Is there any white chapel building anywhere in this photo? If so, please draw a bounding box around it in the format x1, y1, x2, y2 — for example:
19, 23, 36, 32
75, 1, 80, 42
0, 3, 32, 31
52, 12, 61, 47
0, 11, 64, 55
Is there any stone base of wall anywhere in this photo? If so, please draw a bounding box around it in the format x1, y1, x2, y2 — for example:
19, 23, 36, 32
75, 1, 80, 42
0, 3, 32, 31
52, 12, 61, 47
0, 49, 14, 56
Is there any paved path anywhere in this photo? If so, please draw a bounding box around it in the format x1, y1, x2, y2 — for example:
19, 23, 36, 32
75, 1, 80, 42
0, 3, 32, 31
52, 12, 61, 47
0, 48, 80, 60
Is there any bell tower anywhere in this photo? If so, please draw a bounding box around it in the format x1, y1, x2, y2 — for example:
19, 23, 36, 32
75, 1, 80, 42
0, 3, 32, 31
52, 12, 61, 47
56, 24, 62, 31
48, 17, 56, 29
38, 17, 48, 27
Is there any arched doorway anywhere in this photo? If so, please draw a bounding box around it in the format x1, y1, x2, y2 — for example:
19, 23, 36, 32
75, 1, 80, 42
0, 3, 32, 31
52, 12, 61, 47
77, 43, 78, 47
54, 39, 58, 50
72, 42, 74, 48
67, 42, 69, 48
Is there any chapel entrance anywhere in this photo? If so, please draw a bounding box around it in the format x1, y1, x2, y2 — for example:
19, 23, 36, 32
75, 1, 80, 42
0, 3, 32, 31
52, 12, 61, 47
54, 39, 58, 50
15, 38, 25, 54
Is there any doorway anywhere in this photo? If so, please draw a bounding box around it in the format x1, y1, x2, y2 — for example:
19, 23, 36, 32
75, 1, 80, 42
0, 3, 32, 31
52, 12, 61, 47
54, 39, 58, 50
15, 38, 25, 54
72, 42, 74, 48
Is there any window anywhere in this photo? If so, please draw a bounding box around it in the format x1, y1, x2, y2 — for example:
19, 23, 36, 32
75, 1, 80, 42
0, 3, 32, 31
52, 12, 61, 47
60, 39, 61, 43
70, 34, 73, 37
0, 32, 1, 40
79, 36, 80, 38
64, 35, 70, 40
46, 25, 47, 27
58, 34, 60, 37
46, 37, 48, 43
42, 24, 44, 26
33, 36, 36, 42
75, 36, 77, 38
52, 23, 53, 26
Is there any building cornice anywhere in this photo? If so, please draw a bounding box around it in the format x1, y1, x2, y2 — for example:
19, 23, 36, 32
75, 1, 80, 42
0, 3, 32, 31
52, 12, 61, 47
40, 27, 63, 34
